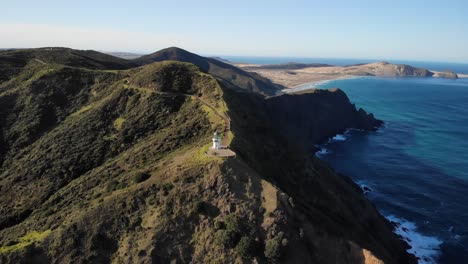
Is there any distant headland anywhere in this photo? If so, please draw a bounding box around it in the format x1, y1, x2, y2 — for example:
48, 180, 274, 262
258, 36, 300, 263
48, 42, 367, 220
227, 60, 465, 88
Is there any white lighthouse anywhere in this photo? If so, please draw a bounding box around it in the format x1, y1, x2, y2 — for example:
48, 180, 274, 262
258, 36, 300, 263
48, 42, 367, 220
212, 131, 221, 150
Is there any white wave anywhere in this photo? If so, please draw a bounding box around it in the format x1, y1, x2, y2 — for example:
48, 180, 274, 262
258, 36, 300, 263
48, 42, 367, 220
385, 215, 442, 264
331, 134, 347, 141
355, 180, 373, 195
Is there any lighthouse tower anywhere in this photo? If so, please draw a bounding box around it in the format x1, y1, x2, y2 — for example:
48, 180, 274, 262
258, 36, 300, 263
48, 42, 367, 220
212, 131, 221, 150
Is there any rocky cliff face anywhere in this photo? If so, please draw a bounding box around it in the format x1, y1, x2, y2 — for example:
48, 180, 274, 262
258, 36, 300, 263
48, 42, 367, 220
223, 88, 414, 263
0, 48, 415, 264
370, 62, 433, 77
265, 88, 382, 150
433, 71, 458, 79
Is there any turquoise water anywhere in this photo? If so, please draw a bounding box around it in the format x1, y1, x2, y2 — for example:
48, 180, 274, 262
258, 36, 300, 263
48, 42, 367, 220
316, 77, 468, 263
222, 56, 468, 74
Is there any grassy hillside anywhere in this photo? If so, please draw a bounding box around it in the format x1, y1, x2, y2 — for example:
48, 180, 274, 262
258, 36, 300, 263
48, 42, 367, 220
0, 48, 137, 83
0, 49, 415, 263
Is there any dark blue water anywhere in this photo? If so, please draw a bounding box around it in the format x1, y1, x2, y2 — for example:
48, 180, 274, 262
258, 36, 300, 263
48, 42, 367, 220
314, 77, 468, 264
222, 56, 468, 74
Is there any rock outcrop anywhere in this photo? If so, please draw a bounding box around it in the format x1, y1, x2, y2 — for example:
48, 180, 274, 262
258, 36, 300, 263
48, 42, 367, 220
371, 61, 433, 77
265, 88, 382, 150
433, 70, 458, 79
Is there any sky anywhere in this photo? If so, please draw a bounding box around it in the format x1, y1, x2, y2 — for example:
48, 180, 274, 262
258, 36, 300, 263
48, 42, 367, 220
1, 0, 468, 62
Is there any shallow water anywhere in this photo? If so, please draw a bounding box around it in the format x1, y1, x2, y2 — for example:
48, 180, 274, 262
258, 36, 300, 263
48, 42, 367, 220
316, 77, 468, 263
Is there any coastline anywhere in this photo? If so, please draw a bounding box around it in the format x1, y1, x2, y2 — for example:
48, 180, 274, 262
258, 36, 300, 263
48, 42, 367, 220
283, 75, 359, 94
316, 128, 443, 264
232, 62, 468, 94
283, 71, 468, 95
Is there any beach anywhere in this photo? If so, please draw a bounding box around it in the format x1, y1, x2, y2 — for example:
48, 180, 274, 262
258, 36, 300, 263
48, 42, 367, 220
233, 62, 468, 91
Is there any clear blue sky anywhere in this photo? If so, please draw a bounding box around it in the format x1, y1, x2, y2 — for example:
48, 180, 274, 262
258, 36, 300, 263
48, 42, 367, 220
1, 0, 467, 62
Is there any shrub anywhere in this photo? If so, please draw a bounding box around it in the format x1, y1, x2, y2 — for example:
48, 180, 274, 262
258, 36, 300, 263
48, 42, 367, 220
224, 214, 241, 233
264, 237, 281, 260
214, 230, 232, 247
214, 220, 224, 230
106, 180, 119, 192
132, 172, 151, 183
265, 233, 286, 260
214, 214, 243, 247
235, 236, 254, 260
191, 200, 204, 214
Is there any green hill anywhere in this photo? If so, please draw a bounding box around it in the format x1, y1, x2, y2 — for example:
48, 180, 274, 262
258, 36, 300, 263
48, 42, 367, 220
0, 47, 138, 83
0, 48, 415, 263
133, 47, 284, 95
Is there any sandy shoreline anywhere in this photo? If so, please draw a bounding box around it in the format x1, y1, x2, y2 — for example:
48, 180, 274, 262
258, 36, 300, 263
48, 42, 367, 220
283, 75, 360, 94
233, 62, 468, 93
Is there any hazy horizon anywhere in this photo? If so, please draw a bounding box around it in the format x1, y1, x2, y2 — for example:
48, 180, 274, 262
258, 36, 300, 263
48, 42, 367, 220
1, 0, 467, 63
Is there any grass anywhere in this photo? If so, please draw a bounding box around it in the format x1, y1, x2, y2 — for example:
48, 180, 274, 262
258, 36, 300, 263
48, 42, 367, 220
200, 104, 224, 130
261, 180, 278, 217
71, 104, 94, 116
113, 117, 125, 130
0, 230, 52, 253
124, 85, 153, 95
0, 59, 235, 261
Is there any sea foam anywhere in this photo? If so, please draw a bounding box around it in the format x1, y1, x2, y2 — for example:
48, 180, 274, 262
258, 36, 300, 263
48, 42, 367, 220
331, 134, 347, 141
386, 215, 442, 264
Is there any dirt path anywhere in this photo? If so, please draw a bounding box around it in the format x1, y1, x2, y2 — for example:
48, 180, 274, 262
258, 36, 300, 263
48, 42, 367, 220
152, 89, 232, 148
196, 97, 231, 147
34, 59, 47, 65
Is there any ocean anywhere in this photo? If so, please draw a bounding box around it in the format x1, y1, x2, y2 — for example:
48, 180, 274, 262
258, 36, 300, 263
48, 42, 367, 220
222, 56, 468, 74
315, 77, 468, 264
226, 56, 468, 263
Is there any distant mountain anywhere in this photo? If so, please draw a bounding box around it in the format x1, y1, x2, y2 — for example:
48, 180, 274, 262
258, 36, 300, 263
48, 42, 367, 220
368, 61, 434, 77
105, 51, 143, 60
0, 47, 137, 82
244, 62, 333, 70
133, 47, 284, 95
209, 56, 231, 63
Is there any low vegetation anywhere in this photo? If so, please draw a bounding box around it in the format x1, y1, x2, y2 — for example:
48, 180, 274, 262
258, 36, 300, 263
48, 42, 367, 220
0, 47, 416, 264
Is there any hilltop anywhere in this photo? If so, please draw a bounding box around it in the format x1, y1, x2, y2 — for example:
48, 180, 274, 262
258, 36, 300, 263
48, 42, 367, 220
0, 47, 415, 263
0, 47, 138, 83
133, 47, 284, 95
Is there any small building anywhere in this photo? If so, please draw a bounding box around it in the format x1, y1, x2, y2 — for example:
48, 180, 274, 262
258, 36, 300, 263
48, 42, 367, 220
212, 131, 221, 150
206, 130, 235, 157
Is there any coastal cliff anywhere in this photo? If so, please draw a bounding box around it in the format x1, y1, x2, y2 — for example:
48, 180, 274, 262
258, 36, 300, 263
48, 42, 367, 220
433, 71, 458, 79
370, 61, 433, 77
0, 47, 415, 263
266, 88, 382, 150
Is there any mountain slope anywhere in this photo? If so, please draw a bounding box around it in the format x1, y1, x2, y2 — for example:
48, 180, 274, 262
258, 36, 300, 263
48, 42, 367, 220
0, 48, 137, 83
0, 49, 415, 263
133, 47, 284, 95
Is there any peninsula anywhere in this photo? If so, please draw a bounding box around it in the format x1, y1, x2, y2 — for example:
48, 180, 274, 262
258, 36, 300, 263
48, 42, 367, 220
233, 61, 463, 88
